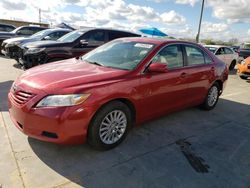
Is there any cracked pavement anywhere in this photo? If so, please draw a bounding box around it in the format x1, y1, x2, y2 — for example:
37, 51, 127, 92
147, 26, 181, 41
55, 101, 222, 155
0, 56, 250, 188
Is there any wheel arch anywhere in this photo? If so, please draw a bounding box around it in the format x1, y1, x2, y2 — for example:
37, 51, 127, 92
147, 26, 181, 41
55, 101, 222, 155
213, 79, 223, 95
90, 98, 137, 127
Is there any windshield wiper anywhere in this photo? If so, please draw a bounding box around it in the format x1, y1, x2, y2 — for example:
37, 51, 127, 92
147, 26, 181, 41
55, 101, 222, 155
85, 60, 104, 66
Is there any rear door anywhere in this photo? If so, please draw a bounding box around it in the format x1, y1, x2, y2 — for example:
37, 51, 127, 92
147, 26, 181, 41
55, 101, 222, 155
139, 44, 189, 119
72, 30, 106, 57
182, 44, 215, 105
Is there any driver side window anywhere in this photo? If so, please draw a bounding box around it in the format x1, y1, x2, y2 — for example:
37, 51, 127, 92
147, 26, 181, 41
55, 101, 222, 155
82, 31, 105, 44
152, 44, 183, 69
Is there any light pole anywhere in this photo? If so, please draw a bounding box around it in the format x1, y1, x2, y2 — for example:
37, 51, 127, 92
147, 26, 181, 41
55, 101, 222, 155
196, 0, 205, 43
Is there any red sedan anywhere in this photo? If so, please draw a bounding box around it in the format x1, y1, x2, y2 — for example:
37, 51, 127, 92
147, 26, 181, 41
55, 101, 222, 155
8, 38, 228, 150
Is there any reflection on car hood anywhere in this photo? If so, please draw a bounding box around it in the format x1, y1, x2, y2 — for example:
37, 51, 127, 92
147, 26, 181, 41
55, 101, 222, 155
4, 37, 28, 44
16, 58, 129, 93
23, 40, 68, 48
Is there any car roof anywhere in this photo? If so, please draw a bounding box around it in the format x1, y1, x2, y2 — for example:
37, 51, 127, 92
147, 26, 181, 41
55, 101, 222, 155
0, 23, 16, 28
44, 28, 72, 32
78, 28, 140, 35
204, 45, 228, 48
113, 37, 201, 46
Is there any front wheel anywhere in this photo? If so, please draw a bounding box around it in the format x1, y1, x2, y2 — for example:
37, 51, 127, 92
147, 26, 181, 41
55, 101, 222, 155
88, 101, 132, 150
202, 83, 220, 110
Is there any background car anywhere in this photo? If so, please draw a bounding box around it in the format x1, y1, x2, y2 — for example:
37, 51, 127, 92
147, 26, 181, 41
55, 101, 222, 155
8, 38, 228, 149
18, 28, 140, 69
0, 23, 16, 32
0, 26, 47, 52
1, 28, 71, 61
204, 45, 238, 70
238, 57, 250, 80
238, 43, 250, 61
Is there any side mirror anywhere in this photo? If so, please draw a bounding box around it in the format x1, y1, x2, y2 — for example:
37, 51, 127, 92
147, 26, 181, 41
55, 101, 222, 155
148, 62, 168, 73
44, 36, 51, 40
80, 39, 88, 46
16, 30, 21, 35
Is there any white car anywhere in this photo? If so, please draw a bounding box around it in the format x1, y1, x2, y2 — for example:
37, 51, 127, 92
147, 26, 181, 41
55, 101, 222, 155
204, 45, 239, 70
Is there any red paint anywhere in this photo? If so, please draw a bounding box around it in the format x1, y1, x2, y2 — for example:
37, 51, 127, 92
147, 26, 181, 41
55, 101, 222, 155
8, 38, 228, 145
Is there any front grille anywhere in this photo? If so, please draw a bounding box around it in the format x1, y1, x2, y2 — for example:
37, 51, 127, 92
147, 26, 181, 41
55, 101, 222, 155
11, 90, 34, 106
248, 64, 250, 69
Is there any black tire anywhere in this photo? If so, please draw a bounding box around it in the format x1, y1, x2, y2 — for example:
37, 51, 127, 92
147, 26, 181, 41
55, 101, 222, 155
202, 83, 220, 111
229, 60, 236, 71
88, 101, 132, 150
240, 76, 248, 80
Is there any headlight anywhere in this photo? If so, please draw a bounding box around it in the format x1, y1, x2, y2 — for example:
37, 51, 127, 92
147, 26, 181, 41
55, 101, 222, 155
6, 42, 20, 47
26, 48, 45, 54
36, 94, 90, 107
241, 61, 246, 65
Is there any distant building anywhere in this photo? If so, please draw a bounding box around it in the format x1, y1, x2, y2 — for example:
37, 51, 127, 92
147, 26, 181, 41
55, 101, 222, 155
0, 19, 49, 28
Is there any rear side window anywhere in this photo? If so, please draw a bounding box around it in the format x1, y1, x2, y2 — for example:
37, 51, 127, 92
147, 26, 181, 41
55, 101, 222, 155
185, 45, 205, 66
108, 31, 138, 41
152, 44, 183, 69
225, 47, 234, 54
204, 53, 213, 64
83, 30, 105, 43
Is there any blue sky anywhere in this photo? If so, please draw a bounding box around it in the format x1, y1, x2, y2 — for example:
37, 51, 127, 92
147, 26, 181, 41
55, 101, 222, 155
0, 0, 250, 42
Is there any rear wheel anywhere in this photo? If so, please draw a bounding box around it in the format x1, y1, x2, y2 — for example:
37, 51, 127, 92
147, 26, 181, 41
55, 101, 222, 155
229, 60, 236, 70
202, 83, 220, 110
88, 101, 132, 150
240, 76, 248, 80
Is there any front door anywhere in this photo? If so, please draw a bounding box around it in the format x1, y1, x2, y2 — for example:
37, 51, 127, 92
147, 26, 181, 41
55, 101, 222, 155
138, 44, 189, 119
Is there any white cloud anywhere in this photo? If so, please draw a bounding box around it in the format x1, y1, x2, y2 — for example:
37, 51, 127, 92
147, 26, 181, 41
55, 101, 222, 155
149, 0, 199, 6
207, 0, 250, 23
175, 0, 199, 6
161, 10, 186, 24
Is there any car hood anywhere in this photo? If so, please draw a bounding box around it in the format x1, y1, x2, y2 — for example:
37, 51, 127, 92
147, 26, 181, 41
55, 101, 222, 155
23, 40, 68, 48
4, 37, 29, 44
16, 58, 129, 93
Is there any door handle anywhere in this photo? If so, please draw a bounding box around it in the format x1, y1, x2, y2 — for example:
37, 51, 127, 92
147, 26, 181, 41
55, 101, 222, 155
180, 72, 187, 78
210, 67, 215, 72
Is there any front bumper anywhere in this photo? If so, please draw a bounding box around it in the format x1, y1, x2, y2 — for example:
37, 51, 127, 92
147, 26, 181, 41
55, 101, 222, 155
19, 49, 47, 68
8, 90, 95, 145
2, 45, 21, 59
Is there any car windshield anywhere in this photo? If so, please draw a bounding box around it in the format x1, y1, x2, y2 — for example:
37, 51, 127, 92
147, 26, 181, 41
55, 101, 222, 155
30, 29, 52, 39
81, 40, 155, 70
205, 47, 218, 54
58, 30, 86, 42
11, 27, 21, 33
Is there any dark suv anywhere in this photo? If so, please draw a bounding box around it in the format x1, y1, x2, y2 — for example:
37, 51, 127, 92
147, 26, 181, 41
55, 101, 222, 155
1, 28, 71, 60
0, 26, 47, 50
19, 28, 140, 69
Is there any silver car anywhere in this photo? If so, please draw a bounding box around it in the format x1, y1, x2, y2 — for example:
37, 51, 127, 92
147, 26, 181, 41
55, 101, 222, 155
204, 45, 239, 70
